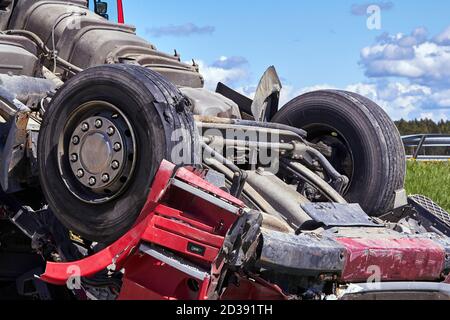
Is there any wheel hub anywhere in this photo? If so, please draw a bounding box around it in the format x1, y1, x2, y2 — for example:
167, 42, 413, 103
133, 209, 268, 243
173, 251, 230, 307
59, 101, 137, 204
69, 116, 126, 190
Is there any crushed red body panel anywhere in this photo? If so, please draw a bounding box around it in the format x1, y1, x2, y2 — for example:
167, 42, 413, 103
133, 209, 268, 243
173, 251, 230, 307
220, 276, 287, 301
338, 237, 445, 282
40, 214, 151, 286
118, 253, 210, 300
175, 166, 245, 208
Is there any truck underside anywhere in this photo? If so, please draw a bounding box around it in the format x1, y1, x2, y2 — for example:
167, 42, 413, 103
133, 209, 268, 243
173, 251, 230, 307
0, 0, 450, 300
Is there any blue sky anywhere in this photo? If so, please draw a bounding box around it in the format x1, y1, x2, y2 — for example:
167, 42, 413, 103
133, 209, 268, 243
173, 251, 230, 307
104, 0, 450, 121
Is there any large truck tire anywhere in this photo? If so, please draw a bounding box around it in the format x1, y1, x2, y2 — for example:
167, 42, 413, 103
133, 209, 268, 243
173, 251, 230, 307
272, 90, 406, 216
38, 64, 196, 243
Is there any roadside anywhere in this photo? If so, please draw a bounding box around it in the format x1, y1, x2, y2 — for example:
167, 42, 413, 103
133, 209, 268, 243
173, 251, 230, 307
406, 161, 450, 212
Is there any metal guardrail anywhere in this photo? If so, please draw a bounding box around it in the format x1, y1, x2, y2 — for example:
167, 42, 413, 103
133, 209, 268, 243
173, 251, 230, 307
402, 134, 450, 161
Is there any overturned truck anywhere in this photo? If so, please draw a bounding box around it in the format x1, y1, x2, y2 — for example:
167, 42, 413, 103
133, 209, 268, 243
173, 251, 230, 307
0, 0, 450, 300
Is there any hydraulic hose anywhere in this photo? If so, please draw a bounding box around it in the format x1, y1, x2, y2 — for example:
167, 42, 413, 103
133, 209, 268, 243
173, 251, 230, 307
3, 30, 83, 74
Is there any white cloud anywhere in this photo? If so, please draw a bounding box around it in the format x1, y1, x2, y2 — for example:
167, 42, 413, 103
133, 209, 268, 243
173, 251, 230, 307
432, 89, 450, 107
146, 23, 215, 38
194, 57, 249, 90
345, 82, 434, 120
434, 26, 450, 45
350, 25, 450, 120
360, 27, 450, 86
212, 56, 248, 69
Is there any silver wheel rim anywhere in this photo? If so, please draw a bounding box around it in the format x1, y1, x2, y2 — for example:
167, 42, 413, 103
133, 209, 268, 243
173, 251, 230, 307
58, 101, 137, 204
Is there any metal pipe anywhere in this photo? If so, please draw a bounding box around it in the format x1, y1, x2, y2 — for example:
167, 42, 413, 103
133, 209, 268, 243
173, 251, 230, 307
304, 146, 344, 181
203, 136, 295, 151
4, 30, 83, 74
245, 170, 313, 227
0, 87, 31, 120
203, 158, 294, 233
201, 142, 241, 173
204, 157, 281, 217
195, 115, 307, 139
42, 66, 64, 88
281, 159, 347, 204
233, 120, 306, 139
201, 143, 247, 198
204, 135, 348, 193
414, 135, 427, 160
0, 74, 55, 104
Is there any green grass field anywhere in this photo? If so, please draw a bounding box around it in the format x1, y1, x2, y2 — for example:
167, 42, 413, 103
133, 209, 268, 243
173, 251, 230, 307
405, 161, 450, 212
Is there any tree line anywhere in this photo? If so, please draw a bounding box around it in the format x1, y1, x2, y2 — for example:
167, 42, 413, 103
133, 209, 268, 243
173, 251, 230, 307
395, 119, 450, 135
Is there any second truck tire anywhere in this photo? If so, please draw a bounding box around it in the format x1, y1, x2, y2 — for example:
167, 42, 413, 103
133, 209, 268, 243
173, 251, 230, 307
272, 90, 406, 216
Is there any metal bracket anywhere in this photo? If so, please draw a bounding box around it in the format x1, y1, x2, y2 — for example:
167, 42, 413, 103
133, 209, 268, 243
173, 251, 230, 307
301, 203, 380, 228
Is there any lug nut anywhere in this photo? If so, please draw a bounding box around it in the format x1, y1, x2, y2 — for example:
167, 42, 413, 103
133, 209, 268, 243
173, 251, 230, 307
111, 161, 120, 170
89, 177, 96, 186
107, 127, 115, 136
102, 174, 110, 183
70, 154, 78, 162
95, 119, 103, 128
76, 169, 84, 178
81, 123, 89, 132
114, 143, 122, 152
72, 136, 80, 145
